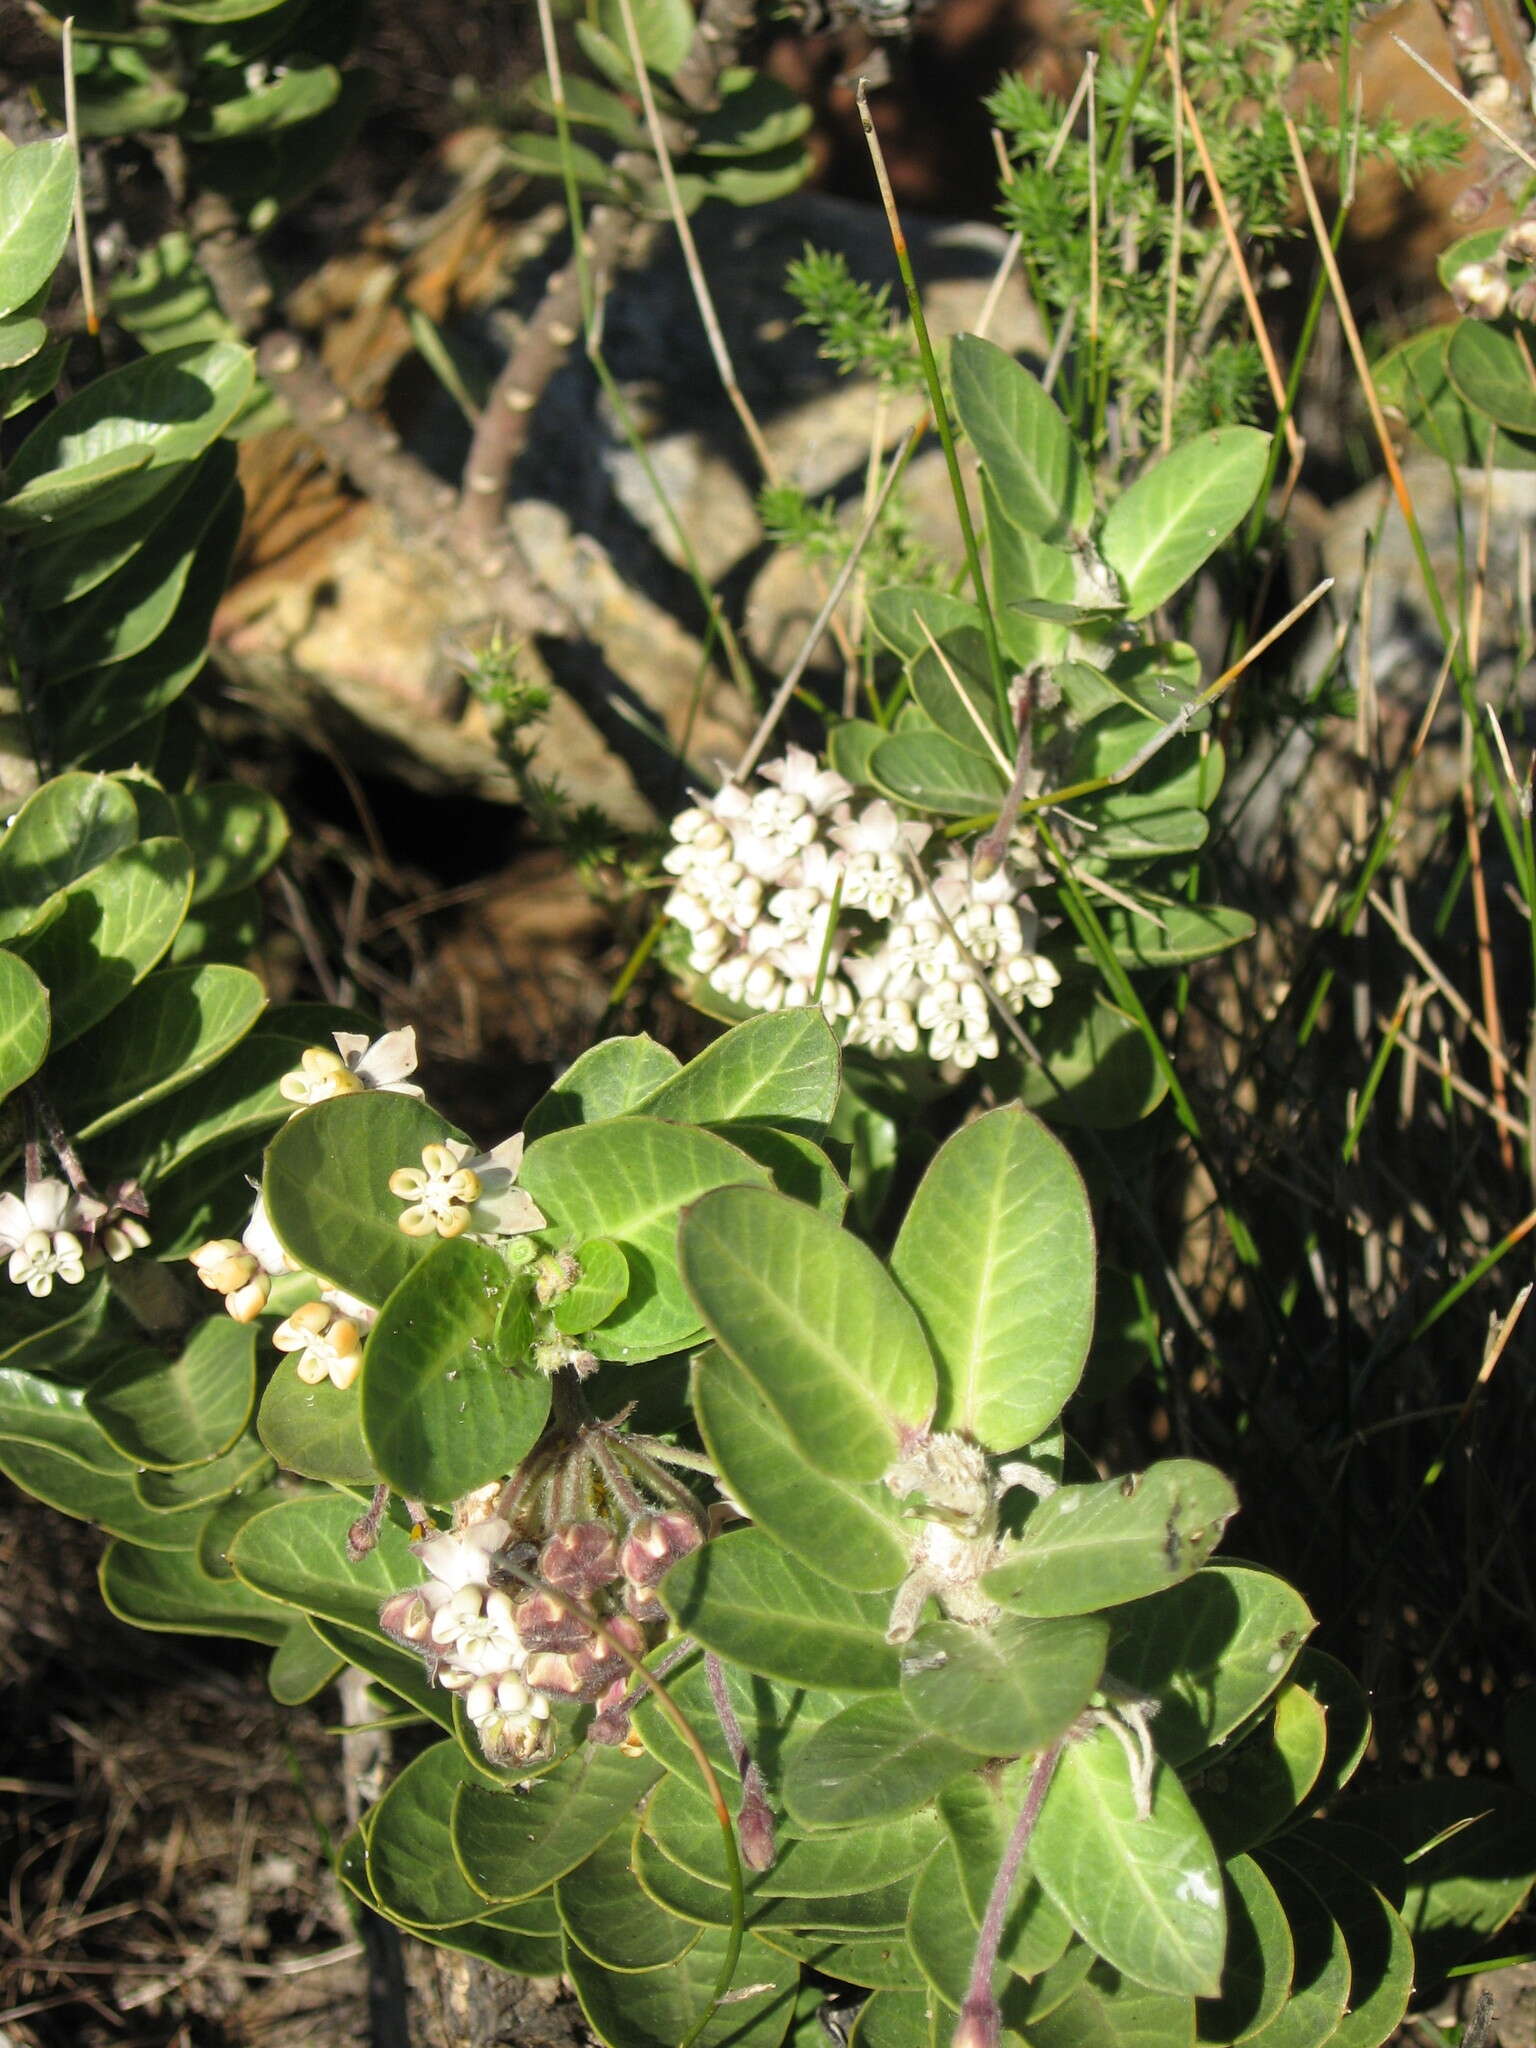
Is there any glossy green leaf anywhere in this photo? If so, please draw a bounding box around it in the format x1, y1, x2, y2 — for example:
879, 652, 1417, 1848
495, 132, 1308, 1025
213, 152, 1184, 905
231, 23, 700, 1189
1445, 316, 1536, 434
85, 1319, 256, 1470
1103, 1564, 1315, 1765
1190, 1681, 1330, 1860
849, 1989, 941, 2048
12, 836, 193, 1049
680, 1185, 935, 1480
709, 1122, 848, 1218
229, 1492, 418, 1633
1268, 1840, 1413, 2048
1025, 1963, 1195, 2047
1012, 986, 1168, 1130
754, 1930, 924, 1991
0, 1275, 113, 1380
133, 1431, 271, 1511
556, 1828, 700, 1970
0, 949, 48, 1097
197, 1481, 289, 1578
0, 1363, 125, 1469
369, 1741, 490, 1927
631, 1646, 849, 1805
452, 1745, 662, 1903
1290, 1649, 1372, 1805
262, 1089, 467, 1308
0, 1434, 210, 1548
524, 1034, 681, 1139
870, 731, 1006, 816
567, 1918, 798, 2048
983, 1462, 1239, 1616
935, 1768, 1076, 1979
662, 1526, 899, 1692
868, 587, 985, 665
691, 1342, 909, 1591
521, 1118, 772, 1360
47, 962, 265, 1138
0, 138, 76, 320
782, 1695, 974, 1832
890, 1106, 1093, 1451
0, 442, 155, 536
0, 770, 139, 942
362, 1238, 550, 1504
951, 334, 1091, 543
171, 782, 289, 902
634, 1010, 841, 1137
1033, 1725, 1226, 1997
92, 1027, 315, 1187
1376, 326, 1536, 470
1099, 429, 1270, 618
899, 1612, 1107, 1758
99, 1535, 291, 1644
1194, 1855, 1293, 2045
193, 63, 340, 138
910, 625, 1011, 754
1244, 1858, 1352, 2048
4, 338, 255, 526
646, 1772, 939, 1900
552, 1237, 630, 1336
634, 1821, 913, 1932
268, 1617, 345, 1705
308, 1614, 452, 1730
906, 1842, 1076, 2024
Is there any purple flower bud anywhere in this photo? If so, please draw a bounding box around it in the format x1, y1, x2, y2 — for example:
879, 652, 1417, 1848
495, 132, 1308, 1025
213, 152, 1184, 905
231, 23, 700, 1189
737, 1788, 777, 1872
514, 1589, 594, 1653
540, 1521, 621, 1595
623, 1579, 668, 1625
952, 1993, 1001, 2048
619, 1511, 703, 1589
1513, 276, 1536, 324
525, 1651, 584, 1696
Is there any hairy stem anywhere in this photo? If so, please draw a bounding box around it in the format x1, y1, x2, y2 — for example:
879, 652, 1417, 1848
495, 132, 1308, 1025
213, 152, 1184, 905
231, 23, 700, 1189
957, 1744, 1062, 2048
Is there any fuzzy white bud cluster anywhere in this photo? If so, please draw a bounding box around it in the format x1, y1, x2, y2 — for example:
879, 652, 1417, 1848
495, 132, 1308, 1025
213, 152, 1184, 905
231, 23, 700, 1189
663, 749, 1060, 1068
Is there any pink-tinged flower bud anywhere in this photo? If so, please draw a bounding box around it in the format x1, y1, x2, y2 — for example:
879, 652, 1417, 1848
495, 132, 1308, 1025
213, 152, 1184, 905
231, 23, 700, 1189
588, 1676, 633, 1747
1512, 276, 1536, 324
1452, 184, 1492, 226
540, 1522, 621, 1595
1504, 217, 1536, 264
737, 1788, 777, 1872
623, 1580, 667, 1624
378, 1589, 432, 1646
525, 1651, 584, 1696
620, 1512, 702, 1588
513, 1589, 593, 1653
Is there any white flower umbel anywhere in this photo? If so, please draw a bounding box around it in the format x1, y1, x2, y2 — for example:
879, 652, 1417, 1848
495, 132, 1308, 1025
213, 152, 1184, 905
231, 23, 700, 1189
271, 1299, 364, 1390
663, 751, 1060, 1069
0, 1178, 95, 1297
279, 1026, 424, 1109
429, 1586, 526, 1677
388, 1136, 545, 1242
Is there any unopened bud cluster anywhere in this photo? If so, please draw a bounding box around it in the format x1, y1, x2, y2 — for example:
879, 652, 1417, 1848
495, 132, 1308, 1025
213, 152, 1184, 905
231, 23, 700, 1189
663, 748, 1060, 1070
380, 1438, 704, 1765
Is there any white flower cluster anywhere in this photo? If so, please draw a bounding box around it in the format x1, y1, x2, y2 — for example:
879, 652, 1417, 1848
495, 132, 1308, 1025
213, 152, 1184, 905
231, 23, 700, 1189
663, 749, 1060, 1070
0, 1177, 149, 1299
191, 1026, 548, 1394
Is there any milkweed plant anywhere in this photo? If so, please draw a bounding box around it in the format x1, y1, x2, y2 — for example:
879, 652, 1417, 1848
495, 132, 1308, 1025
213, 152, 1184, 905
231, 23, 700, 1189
1, 38, 1534, 2048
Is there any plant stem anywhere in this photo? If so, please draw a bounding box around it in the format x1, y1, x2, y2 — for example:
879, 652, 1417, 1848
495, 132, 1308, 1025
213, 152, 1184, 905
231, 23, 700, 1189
956, 1744, 1062, 2048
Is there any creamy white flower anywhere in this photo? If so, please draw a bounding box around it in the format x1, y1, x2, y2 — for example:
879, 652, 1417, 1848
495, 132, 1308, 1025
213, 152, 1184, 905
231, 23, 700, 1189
430, 1587, 525, 1676
388, 1135, 544, 1242
758, 746, 853, 815
917, 976, 999, 1067
413, 1517, 512, 1592
465, 1671, 552, 1764
271, 1300, 364, 1390
332, 1027, 424, 1097
0, 1179, 94, 1297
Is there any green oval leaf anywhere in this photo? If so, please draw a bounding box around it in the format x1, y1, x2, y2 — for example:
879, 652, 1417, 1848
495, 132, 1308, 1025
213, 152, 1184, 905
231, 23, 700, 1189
0, 138, 77, 322
1189, 1681, 1329, 1861
0, 770, 140, 942
935, 1768, 1077, 1980
524, 1033, 681, 1139
1033, 1724, 1226, 1998
870, 731, 1007, 816
983, 1461, 1239, 1616
47, 961, 265, 1138
633, 1010, 842, 1136
951, 334, 1092, 544
899, 1613, 1107, 1758
362, 1239, 551, 1505
99, 1536, 291, 1644
906, 1841, 1076, 2021
567, 1918, 798, 2048
890, 1106, 1094, 1451
1195, 1853, 1294, 2045
256, 1359, 378, 1484
1445, 316, 1536, 435
680, 1185, 935, 1480
661, 1525, 899, 1692
228, 1491, 418, 1633
85, 1319, 257, 1470
451, 1744, 662, 1904
171, 781, 289, 902
1099, 429, 1271, 618
369, 1741, 490, 1928
521, 1118, 773, 1360
0, 948, 48, 1097
782, 1695, 975, 1831
557, 1827, 701, 1971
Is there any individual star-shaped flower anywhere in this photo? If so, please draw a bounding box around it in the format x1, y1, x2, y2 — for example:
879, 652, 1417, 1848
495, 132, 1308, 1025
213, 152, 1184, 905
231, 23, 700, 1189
271, 1299, 364, 1390
388, 1135, 544, 1242
279, 1026, 425, 1109
0, 1178, 101, 1297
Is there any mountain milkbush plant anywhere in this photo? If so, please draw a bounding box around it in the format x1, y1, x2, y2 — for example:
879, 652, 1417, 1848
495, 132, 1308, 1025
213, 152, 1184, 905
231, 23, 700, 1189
2, 108, 1534, 2048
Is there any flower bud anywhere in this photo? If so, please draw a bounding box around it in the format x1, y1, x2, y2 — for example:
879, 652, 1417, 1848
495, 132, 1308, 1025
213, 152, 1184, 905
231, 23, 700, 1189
1451, 259, 1510, 320
1504, 217, 1536, 265
513, 1589, 593, 1653
623, 1580, 667, 1624
1514, 276, 1536, 324
951, 1995, 1000, 2048
525, 1651, 584, 1696
588, 1677, 633, 1748
737, 1787, 777, 1873
533, 1250, 581, 1305
378, 1588, 433, 1645
540, 1522, 621, 1594
620, 1512, 703, 1589
226, 1272, 272, 1323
